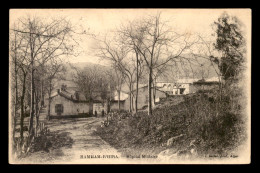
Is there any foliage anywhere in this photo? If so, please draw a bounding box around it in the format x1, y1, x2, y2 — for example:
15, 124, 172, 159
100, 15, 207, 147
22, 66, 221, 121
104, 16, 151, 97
96, 90, 246, 156
71, 65, 112, 102
213, 12, 245, 81
10, 15, 80, 157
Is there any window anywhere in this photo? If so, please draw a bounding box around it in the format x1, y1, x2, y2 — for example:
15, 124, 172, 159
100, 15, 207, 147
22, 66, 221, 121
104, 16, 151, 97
55, 104, 63, 114
180, 88, 185, 95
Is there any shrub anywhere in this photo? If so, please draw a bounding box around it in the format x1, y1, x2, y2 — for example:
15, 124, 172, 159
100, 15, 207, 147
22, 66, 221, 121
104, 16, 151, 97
96, 90, 246, 157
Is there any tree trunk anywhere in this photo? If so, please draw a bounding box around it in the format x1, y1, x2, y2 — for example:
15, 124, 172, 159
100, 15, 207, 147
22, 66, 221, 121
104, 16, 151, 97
153, 78, 156, 105
47, 80, 52, 120
148, 67, 153, 116
117, 90, 121, 111
47, 96, 51, 120
35, 80, 43, 137
135, 74, 139, 114
13, 61, 18, 145
131, 91, 134, 113
40, 80, 44, 107
131, 83, 134, 113
129, 83, 132, 112
34, 90, 37, 136
34, 88, 38, 137
12, 34, 18, 147
20, 72, 26, 146
28, 64, 35, 141
135, 50, 139, 115
28, 30, 35, 142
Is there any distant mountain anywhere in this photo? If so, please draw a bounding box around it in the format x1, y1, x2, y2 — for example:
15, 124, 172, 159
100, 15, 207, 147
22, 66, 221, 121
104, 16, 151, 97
50, 62, 110, 92
66, 62, 107, 70
156, 54, 219, 82
62, 62, 110, 80
55, 55, 220, 93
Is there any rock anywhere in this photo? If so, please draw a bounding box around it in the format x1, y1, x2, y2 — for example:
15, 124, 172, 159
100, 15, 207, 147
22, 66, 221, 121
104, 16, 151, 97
189, 139, 196, 146
189, 144, 197, 156
177, 149, 191, 156
91, 127, 96, 131
186, 139, 198, 156
157, 149, 169, 160
157, 149, 178, 160
190, 148, 197, 155
161, 142, 166, 147
167, 134, 185, 147
156, 125, 163, 131
168, 153, 178, 159
158, 149, 170, 156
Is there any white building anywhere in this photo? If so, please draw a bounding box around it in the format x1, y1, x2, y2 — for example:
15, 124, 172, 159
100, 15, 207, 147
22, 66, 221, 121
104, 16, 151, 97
45, 84, 108, 117
156, 78, 199, 95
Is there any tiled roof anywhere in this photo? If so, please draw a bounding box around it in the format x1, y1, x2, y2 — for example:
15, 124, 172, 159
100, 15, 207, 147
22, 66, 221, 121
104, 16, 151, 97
50, 90, 103, 103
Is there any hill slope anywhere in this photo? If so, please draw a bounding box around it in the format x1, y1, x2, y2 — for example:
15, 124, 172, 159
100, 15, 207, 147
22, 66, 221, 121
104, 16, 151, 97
95, 91, 246, 159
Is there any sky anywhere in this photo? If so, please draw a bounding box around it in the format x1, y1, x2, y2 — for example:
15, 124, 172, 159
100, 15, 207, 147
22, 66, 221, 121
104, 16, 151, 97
9, 9, 251, 65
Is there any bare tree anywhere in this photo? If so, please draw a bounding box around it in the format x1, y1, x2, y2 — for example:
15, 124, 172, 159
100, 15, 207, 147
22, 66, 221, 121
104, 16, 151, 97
71, 65, 99, 102
103, 67, 123, 112
116, 22, 146, 114
71, 64, 111, 114
113, 67, 125, 111
10, 23, 32, 149
95, 35, 130, 111
10, 26, 24, 147
121, 13, 197, 115
45, 59, 66, 120
121, 57, 136, 113
16, 45, 31, 146
11, 16, 77, 144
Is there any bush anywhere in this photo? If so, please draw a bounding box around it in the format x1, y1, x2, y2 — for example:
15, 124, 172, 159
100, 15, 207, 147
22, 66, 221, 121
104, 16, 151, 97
96, 90, 246, 157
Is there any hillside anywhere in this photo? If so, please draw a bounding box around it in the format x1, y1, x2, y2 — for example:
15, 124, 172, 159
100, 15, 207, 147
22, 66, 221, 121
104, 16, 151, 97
56, 56, 219, 93
62, 62, 109, 80
52, 62, 110, 90
95, 90, 246, 160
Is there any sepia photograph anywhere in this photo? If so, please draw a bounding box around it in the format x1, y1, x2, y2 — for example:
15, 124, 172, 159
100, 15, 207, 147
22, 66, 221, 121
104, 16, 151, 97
8, 8, 251, 164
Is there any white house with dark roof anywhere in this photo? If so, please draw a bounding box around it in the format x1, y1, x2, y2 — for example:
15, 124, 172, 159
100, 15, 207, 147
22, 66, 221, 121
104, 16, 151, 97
46, 84, 108, 117
47, 87, 91, 117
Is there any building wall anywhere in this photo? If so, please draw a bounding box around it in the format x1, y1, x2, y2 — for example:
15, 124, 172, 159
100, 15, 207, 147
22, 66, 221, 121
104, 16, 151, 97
172, 83, 190, 95
154, 89, 167, 102
125, 87, 167, 111
124, 87, 147, 111
107, 86, 167, 112
50, 95, 90, 116
93, 102, 108, 115
110, 101, 125, 111
158, 83, 191, 95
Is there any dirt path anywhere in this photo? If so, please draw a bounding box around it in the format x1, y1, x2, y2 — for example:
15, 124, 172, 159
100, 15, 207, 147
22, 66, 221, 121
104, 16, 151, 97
18, 117, 123, 164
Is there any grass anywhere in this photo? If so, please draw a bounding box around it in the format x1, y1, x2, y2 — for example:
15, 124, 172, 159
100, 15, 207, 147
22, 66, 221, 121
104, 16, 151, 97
13, 126, 74, 162
95, 89, 247, 158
